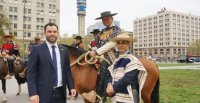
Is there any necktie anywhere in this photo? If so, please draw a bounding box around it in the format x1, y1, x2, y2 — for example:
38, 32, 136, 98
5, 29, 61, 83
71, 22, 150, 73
52, 45, 58, 87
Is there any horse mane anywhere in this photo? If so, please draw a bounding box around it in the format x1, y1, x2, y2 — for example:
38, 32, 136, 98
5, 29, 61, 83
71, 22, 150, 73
60, 44, 86, 57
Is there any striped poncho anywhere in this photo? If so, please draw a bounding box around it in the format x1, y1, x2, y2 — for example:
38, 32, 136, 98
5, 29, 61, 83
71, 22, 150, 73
108, 52, 147, 103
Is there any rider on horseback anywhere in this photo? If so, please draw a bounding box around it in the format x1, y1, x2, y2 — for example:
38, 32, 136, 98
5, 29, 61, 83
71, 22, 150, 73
89, 29, 100, 51
1, 34, 20, 79
89, 11, 121, 96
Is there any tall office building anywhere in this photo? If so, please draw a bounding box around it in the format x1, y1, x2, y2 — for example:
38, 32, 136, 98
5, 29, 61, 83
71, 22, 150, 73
133, 9, 200, 60
0, 0, 60, 47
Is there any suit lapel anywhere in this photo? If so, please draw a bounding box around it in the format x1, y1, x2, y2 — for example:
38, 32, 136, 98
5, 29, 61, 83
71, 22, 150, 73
43, 42, 54, 67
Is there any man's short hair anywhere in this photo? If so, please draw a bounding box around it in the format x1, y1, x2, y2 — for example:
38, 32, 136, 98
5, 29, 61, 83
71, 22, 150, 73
44, 22, 59, 32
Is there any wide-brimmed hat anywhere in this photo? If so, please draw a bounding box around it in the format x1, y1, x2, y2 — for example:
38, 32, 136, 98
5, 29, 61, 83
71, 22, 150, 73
112, 33, 136, 42
34, 36, 41, 40
95, 11, 118, 20
74, 36, 83, 40
3, 34, 13, 38
90, 29, 100, 34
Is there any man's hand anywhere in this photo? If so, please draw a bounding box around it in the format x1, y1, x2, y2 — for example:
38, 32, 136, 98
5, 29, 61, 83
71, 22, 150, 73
89, 51, 97, 57
30, 95, 39, 103
106, 84, 114, 96
70, 89, 76, 97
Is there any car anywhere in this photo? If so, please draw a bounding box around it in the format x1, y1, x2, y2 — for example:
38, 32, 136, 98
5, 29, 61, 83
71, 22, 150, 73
177, 57, 194, 63
195, 57, 200, 62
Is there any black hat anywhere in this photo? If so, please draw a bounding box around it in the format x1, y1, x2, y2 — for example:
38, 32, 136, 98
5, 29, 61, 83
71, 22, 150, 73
90, 29, 100, 34
95, 11, 118, 20
74, 36, 83, 40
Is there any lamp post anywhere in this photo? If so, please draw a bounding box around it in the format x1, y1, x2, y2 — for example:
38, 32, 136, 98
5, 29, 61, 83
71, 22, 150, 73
22, 0, 27, 58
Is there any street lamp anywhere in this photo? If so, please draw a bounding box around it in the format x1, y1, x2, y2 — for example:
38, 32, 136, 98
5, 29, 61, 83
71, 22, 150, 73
22, 0, 27, 58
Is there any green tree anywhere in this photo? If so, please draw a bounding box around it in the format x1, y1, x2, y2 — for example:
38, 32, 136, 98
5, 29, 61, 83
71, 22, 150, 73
188, 39, 200, 55
0, 12, 12, 45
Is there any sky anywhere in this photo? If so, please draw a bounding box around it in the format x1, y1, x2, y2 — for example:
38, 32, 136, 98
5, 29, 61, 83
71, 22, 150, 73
60, 0, 200, 36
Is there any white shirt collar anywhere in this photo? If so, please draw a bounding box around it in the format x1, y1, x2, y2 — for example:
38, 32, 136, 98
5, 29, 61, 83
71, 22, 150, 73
46, 41, 58, 48
119, 50, 130, 57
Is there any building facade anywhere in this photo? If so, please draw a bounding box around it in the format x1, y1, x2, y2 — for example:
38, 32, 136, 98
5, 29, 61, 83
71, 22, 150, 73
133, 9, 200, 61
0, 0, 60, 47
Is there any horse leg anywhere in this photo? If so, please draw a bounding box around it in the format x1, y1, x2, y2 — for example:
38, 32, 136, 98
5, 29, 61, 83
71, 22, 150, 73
141, 91, 151, 103
1, 79, 7, 103
16, 84, 21, 96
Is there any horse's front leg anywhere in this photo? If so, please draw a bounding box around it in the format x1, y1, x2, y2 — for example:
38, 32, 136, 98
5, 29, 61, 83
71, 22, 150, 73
16, 84, 21, 96
1, 79, 7, 103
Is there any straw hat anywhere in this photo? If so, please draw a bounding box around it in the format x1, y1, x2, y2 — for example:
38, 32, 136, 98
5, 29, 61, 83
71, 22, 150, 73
3, 34, 13, 38
112, 33, 136, 42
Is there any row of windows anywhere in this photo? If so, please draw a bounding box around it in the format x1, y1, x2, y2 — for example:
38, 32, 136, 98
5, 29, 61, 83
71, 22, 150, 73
135, 42, 190, 48
135, 14, 200, 24
8, 31, 32, 37
9, 15, 18, 21
36, 18, 44, 23
9, 6, 17, 12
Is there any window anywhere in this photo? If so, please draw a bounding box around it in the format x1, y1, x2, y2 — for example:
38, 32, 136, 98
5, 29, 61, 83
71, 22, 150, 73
13, 23, 17, 29
9, 0, 18, 4
9, 7, 13, 12
28, 32, 31, 37
41, 18, 44, 23
0, 5, 3, 11
14, 7, 17, 12
36, 25, 40, 30
14, 15, 17, 20
28, 17, 31, 21
14, 31, 17, 36
28, 25, 31, 29
28, 9, 31, 14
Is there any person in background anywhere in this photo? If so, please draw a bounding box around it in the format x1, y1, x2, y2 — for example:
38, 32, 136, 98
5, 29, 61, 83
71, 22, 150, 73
88, 29, 100, 51
1, 34, 20, 79
71, 36, 85, 49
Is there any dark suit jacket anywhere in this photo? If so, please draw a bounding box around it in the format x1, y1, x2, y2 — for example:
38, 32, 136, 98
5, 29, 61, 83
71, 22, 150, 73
27, 42, 74, 103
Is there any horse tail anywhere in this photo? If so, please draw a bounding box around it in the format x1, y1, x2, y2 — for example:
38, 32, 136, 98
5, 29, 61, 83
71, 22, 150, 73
151, 77, 160, 103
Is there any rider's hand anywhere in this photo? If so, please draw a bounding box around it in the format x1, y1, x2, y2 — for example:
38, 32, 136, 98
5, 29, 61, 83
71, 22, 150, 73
106, 83, 114, 96
30, 95, 39, 103
89, 51, 97, 57
70, 89, 76, 97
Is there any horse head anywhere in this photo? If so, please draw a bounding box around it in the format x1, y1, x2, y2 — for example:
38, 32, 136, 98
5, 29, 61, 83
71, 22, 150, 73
13, 56, 26, 74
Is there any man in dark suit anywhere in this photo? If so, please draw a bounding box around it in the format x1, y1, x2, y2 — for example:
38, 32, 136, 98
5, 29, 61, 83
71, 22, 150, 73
27, 23, 76, 103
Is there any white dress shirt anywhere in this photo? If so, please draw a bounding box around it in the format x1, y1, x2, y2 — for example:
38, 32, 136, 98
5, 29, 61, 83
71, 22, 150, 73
46, 41, 63, 87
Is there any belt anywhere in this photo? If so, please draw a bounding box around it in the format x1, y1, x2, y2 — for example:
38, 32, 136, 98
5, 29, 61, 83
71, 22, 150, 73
53, 86, 63, 91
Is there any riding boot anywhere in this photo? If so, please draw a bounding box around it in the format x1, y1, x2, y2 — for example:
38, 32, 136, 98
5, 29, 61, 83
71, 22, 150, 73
4, 57, 14, 79
96, 61, 110, 96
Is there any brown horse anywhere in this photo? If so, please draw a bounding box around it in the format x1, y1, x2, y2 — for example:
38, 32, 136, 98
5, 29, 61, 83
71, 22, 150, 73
65, 45, 159, 103
0, 56, 27, 102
